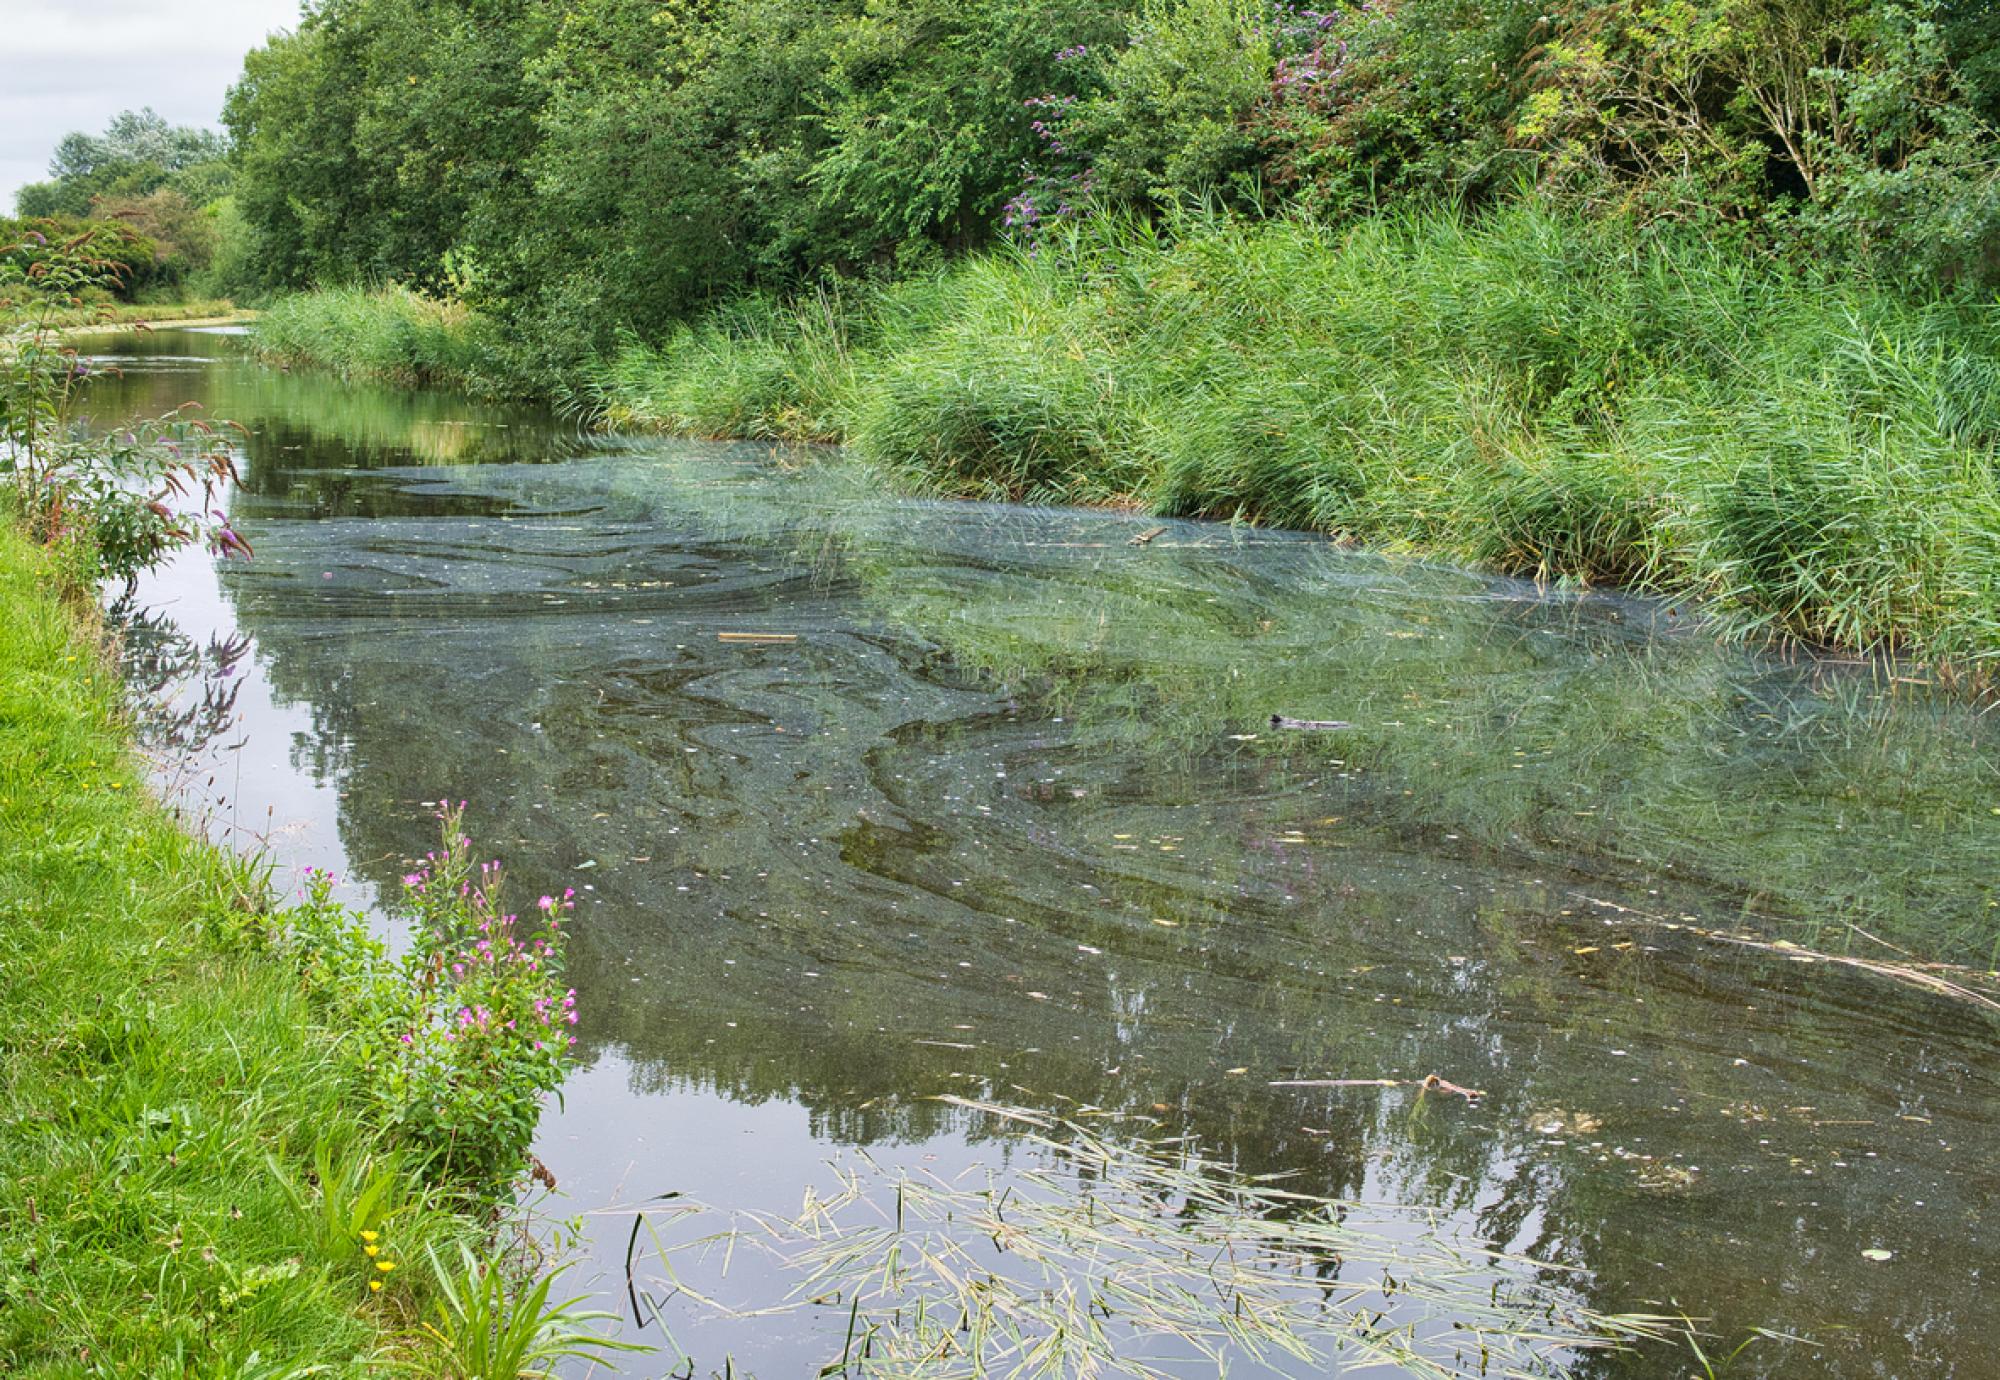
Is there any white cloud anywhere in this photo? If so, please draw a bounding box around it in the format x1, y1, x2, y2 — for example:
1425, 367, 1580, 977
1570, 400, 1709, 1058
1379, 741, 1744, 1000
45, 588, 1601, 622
0, 0, 300, 209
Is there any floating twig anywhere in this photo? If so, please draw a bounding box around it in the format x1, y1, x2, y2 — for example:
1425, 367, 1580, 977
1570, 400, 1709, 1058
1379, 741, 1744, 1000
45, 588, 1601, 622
1269, 1075, 1485, 1102
1569, 892, 2000, 1017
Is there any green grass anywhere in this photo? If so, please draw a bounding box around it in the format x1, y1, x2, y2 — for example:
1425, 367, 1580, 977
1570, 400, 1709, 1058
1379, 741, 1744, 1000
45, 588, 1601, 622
602, 202, 2000, 686
251, 285, 525, 400
0, 299, 241, 331
0, 524, 473, 1377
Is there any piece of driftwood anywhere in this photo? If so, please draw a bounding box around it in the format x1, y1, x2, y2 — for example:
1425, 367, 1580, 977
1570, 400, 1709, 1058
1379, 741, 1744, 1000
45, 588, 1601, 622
1269, 714, 1353, 731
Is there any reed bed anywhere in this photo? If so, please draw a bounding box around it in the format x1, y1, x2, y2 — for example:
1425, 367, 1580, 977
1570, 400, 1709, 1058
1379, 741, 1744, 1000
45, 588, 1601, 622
602, 203, 2000, 685
252, 283, 523, 398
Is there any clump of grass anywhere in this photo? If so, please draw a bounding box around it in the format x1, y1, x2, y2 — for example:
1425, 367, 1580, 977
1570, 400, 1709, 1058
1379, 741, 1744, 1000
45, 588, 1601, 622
600, 201, 2000, 686
637, 1098, 1678, 1378
252, 285, 525, 399
418, 1244, 646, 1379
598, 291, 858, 442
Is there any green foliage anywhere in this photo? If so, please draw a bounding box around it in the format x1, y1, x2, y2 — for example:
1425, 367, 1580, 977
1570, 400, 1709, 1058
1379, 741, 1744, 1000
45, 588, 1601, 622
14, 108, 230, 225
1257, 0, 1544, 217
604, 202, 2000, 683
812, 0, 1127, 250
190, 195, 263, 302
216, 0, 2000, 337
417, 1245, 646, 1379
2, 228, 248, 584
91, 188, 222, 287
225, 0, 1133, 345
251, 285, 525, 397
278, 809, 578, 1192
1070, 0, 1284, 207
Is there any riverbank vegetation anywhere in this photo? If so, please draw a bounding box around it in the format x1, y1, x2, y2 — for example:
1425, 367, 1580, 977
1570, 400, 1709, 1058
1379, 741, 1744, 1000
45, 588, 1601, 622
252, 285, 516, 397
603, 205, 2000, 677
211, 0, 2000, 681
1, 231, 627, 1375
0, 526, 478, 1372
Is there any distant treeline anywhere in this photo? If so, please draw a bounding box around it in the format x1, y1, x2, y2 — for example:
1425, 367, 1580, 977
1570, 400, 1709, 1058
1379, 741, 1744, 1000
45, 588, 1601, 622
215, 0, 2000, 376
7, 108, 246, 305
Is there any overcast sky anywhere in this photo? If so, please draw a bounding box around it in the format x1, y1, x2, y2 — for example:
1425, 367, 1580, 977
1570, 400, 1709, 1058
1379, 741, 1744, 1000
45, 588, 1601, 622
2, 0, 300, 210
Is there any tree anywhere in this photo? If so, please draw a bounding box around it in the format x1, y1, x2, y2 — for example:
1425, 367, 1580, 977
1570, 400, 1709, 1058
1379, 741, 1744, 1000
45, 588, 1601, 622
15, 109, 228, 219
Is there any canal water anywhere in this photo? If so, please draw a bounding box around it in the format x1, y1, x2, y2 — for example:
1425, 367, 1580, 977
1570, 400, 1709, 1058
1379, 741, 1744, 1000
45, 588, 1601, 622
82, 328, 1999, 1377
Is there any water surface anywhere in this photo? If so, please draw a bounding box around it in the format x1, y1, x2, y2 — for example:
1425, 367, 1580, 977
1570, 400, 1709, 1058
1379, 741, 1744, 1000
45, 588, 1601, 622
86, 329, 2000, 1378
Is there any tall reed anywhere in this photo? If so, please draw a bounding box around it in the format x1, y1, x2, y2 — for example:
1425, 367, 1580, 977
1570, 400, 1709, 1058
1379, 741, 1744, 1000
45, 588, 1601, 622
603, 203, 2000, 682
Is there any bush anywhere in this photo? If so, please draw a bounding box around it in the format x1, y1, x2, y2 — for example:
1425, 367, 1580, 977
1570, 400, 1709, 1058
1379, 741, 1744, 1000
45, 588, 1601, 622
279, 805, 577, 1191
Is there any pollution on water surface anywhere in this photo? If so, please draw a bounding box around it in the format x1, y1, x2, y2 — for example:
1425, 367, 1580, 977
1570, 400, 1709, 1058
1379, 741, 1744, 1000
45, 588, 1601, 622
87, 328, 2000, 1378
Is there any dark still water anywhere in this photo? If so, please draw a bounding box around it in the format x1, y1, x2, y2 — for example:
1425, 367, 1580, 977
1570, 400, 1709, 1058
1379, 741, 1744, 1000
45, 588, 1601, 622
82, 329, 2000, 1377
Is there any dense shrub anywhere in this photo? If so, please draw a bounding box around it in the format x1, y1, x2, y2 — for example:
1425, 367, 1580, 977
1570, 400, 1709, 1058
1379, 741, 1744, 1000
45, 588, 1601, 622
219, 0, 2000, 311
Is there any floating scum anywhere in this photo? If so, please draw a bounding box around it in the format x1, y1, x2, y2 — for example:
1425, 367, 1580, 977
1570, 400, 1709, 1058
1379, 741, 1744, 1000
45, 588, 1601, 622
626, 1099, 1679, 1378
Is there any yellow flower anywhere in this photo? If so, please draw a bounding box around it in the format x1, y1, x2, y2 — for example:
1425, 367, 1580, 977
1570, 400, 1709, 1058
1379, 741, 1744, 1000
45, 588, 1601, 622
369, 1279, 383, 1292
359, 1230, 379, 1242
376, 1260, 396, 1273
365, 1244, 380, 1257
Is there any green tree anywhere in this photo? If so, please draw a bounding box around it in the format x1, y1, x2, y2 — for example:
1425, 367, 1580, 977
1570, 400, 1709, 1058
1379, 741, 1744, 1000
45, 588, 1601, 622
14, 109, 228, 219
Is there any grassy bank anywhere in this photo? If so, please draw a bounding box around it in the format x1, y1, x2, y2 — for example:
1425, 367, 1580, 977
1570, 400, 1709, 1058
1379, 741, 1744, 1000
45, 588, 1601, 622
0, 523, 616, 1375
0, 526, 424, 1372
0, 298, 240, 331
600, 204, 2000, 685
252, 285, 527, 399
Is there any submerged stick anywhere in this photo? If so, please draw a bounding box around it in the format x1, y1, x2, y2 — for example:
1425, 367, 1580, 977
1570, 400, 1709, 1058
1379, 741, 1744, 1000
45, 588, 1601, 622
1569, 892, 2000, 1017
1269, 1075, 1485, 1102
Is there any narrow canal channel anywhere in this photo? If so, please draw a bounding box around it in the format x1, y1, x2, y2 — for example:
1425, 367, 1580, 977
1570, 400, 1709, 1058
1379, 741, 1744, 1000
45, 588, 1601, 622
87, 327, 1999, 1378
